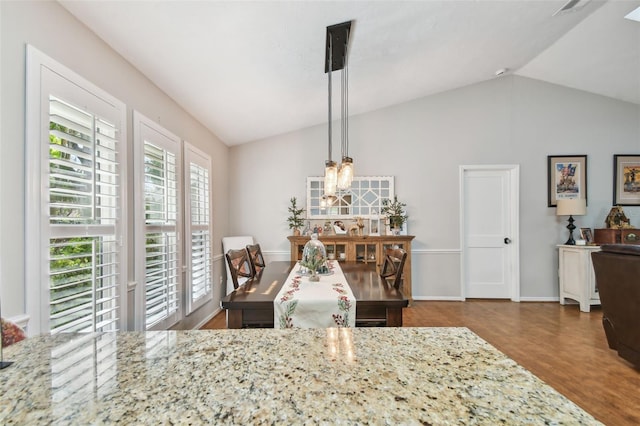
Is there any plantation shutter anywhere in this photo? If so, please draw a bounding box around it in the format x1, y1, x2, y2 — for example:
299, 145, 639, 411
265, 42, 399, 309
48, 96, 121, 333
184, 142, 212, 313
26, 46, 127, 335
134, 112, 182, 330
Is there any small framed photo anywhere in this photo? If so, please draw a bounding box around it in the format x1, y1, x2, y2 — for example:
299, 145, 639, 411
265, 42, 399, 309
547, 155, 587, 207
369, 217, 381, 236
579, 228, 593, 244
613, 155, 640, 206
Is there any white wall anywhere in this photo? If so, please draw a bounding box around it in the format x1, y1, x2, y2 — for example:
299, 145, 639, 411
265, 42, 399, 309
0, 1, 230, 328
229, 75, 640, 299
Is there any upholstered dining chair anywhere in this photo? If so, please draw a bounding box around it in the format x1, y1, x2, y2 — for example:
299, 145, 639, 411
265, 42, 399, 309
380, 247, 408, 290
222, 236, 254, 294
246, 243, 266, 277
225, 248, 254, 290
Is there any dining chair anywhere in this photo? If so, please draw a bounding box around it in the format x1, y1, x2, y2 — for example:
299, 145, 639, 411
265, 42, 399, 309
225, 248, 254, 290
380, 247, 408, 289
246, 243, 266, 277
222, 236, 254, 294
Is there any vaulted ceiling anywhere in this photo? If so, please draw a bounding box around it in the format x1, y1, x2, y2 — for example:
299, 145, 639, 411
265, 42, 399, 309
59, 0, 640, 146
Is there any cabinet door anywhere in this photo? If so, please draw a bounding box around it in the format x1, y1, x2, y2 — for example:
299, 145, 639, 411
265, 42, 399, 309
354, 243, 377, 263
382, 241, 408, 252
335, 243, 347, 261
559, 248, 583, 296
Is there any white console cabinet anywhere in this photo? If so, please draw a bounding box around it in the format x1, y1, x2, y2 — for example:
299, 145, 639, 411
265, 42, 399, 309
557, 245, 601, 312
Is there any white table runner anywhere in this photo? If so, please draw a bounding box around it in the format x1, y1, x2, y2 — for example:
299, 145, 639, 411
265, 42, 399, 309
274, 261, 356, 328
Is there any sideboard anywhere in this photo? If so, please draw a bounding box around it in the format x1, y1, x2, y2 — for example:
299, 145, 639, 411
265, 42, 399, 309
287, 235, 415, 301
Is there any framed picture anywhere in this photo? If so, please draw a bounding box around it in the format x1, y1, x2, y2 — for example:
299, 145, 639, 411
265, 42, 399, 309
547, 155, 587, 207
613, 155, 640, 206
579, 228, 593, 244
369, 217, 381, 236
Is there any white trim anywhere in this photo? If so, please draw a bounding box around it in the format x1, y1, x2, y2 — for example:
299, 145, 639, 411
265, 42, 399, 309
7, 314, 30, 331
459, 164, 520, 302
183, 141, 213, 315
192, 307, 222, 330
412, 296, 465, 301
25, 45, 127, 335
412, 249, 461, 254
133, 110, 183, 331
519, 297, 560, 302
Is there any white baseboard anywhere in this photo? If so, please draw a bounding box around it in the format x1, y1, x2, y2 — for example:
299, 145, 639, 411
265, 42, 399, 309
518, 297, 560, 302
7, 314, 30, 330
412, 296, 465, 301
193, 307, 221, 330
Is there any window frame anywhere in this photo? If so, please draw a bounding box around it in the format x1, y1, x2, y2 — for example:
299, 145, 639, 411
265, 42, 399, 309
183, 142, 213, 314
25, 45, 128, 335
133, 111, 183, 331
306, 176, 395, 219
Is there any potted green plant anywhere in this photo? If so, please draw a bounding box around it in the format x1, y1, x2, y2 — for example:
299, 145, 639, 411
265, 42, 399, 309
287, 197, 305, 236
381, 195, 408, 235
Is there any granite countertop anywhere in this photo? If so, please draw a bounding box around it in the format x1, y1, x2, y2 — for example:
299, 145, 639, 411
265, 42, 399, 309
0, 327, 600, 425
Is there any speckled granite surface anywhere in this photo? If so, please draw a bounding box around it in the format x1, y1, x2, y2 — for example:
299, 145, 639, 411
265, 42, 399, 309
0, 327, 600, 425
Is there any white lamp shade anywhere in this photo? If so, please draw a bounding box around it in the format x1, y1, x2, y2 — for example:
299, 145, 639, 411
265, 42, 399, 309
556, 198, 586, 216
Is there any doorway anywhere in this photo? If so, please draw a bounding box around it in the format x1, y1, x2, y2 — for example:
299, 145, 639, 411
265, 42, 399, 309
460, 165, 520, 300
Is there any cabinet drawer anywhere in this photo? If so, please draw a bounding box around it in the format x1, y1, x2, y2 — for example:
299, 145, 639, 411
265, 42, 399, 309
594, 229, 620, 244
593, 228, 640, 245
622, 229, 640, 245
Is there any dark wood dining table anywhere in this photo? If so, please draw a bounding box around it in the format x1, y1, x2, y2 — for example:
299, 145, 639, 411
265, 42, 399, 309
220, 261, 409, 328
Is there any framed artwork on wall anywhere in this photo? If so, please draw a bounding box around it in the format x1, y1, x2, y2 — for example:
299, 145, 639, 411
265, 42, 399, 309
613, 154, 640, 206
547, 155, 587, 207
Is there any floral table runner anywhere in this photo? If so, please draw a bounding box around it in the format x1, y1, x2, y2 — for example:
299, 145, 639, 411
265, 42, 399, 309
274, 261, 356, 328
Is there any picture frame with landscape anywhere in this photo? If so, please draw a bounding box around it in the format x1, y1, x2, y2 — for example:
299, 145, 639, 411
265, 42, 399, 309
613, 155, 640, 206
547, 155, 587, 207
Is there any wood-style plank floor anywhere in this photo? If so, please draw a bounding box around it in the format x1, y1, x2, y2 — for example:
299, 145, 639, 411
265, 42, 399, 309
202, 300, 640, 425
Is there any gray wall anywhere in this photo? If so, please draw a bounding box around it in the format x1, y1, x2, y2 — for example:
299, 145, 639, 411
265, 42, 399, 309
229, 75, 640, 300
0, 1, 229, 328
2, 1, 639, 326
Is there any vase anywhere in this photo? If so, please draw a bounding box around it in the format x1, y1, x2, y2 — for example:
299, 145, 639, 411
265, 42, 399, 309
293, 228, 301, 236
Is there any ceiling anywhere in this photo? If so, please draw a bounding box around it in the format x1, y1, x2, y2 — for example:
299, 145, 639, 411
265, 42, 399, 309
59, 0, 640, 146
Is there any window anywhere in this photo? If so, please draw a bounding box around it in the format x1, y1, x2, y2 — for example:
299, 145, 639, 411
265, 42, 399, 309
184, 142, 213, 314
26, 47, 214, 334
26, 46, 127, 335
306, 176, 394, 219
133, 112, 182, 330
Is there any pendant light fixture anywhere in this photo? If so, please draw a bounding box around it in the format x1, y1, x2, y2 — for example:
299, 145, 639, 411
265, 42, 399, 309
325, 21, 353, 195
337, 26, 353, 190
324, 33, 337, 196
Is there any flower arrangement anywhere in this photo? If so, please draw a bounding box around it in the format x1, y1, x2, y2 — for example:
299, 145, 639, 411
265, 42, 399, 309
381, 195, 408, 229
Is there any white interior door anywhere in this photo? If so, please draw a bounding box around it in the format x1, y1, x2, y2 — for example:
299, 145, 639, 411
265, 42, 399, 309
461, 166, 519, 300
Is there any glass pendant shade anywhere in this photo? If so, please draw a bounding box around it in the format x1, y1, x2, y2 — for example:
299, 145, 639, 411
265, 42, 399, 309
324, 160, 338, 195
337, 157, 354, 190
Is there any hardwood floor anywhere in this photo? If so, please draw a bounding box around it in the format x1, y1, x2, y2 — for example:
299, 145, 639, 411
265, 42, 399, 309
202, 301, 640, 425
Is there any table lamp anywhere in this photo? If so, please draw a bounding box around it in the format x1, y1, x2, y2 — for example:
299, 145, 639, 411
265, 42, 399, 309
556, 198, 587, 245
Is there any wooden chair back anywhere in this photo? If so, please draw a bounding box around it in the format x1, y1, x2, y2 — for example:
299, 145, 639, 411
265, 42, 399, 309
246, 243, 266, 276
380, 247, 408, 289
225, 248, 253, 290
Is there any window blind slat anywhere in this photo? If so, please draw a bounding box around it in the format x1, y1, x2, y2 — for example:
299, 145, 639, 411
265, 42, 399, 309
47, 95, 121, 334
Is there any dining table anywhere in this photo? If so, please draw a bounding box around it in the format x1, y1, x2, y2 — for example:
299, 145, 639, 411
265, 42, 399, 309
220, 261, 408, 328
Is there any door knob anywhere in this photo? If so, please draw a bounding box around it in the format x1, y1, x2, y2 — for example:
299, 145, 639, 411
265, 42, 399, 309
504, 237, 511, 244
